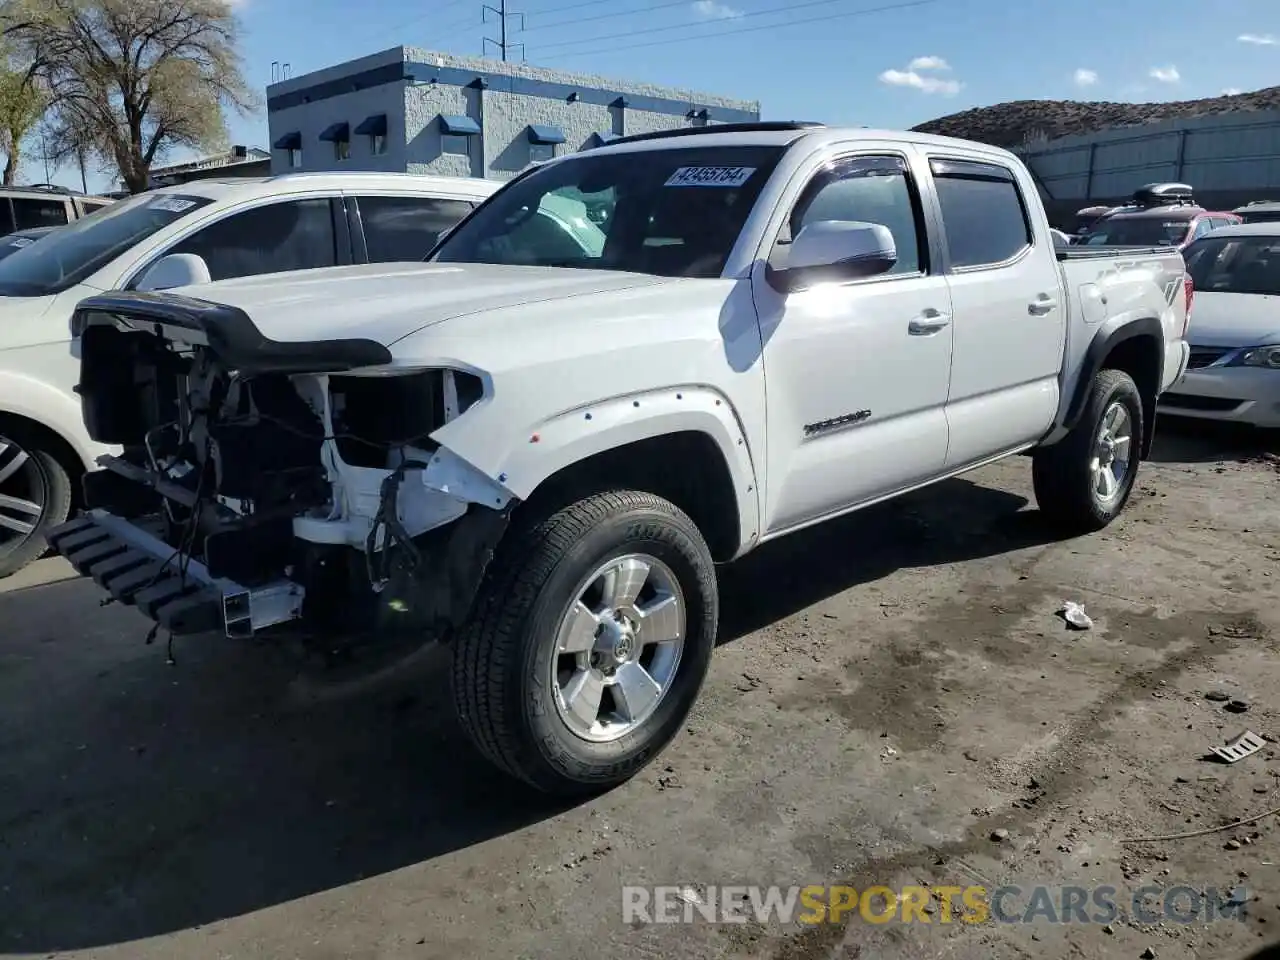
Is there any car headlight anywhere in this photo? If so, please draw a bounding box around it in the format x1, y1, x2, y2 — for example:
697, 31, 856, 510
1235, 345, 1280, 369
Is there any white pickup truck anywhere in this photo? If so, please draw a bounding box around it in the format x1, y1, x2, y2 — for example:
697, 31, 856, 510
47, 122, 1190, 795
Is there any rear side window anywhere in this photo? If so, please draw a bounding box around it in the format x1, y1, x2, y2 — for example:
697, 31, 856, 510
357, 195, 476, 262
930, 158, 1031, 268
13, 197, 70, 230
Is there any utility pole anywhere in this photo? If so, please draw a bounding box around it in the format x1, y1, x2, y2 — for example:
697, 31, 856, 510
482, 0, 524, 61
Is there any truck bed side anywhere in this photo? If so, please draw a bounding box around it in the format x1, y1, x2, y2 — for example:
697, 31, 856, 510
1048, 246, 1189, 453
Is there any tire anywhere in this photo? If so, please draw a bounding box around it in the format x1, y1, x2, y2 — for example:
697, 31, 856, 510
0, 431, 74, 578
451, 490, 719, 796
1033, 369, 1143, 535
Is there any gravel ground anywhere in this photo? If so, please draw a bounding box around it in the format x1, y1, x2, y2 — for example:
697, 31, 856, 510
2, 420, 1278, 960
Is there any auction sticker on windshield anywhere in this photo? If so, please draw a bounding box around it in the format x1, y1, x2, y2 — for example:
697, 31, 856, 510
665, 166, 757, 188
149, 197, 198, 214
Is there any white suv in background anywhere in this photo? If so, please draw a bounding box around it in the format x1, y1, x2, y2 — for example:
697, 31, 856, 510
0, 172, 498, 576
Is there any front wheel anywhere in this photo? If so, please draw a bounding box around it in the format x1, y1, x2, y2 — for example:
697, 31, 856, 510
1033, 368, 1143, 535
451, 490, 719, 796
0, 433, 74, 578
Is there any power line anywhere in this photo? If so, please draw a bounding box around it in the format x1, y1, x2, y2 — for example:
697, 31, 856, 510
536, 0, 938, 60
346, 0, 477, 47
533, 0, 936, 54
520, 0, 611, 18
521, 0, 692, 34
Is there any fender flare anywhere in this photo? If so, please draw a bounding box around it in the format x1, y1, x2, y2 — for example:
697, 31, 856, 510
1054, 315, 1165, 453
0, 370, 106, 472
480, 386, 762, 555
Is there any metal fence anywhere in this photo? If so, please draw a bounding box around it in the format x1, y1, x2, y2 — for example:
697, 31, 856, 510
1015, 108, 1280, 228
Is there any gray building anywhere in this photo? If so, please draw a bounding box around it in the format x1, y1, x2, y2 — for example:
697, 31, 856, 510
1016, 109, 1280, 224
266, 47, 760, 180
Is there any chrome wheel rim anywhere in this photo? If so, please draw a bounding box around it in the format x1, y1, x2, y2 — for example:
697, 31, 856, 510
0, 436, 45, 554
551, 553, 686, 743
1090, 401, 1133, 506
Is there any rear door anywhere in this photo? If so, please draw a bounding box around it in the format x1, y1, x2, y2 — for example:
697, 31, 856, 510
920, 152, 1066, 467
350, 194, 478, 263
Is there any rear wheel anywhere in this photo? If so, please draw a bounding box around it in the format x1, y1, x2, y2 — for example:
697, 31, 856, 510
0, 432, 74, 578
451, 490, 718, 796
1033, 369, 1143, 535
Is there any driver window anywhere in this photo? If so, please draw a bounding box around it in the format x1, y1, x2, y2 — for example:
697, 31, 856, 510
786, 155, 925, 276
476, 186, 612, 265
164, 198, 338, 282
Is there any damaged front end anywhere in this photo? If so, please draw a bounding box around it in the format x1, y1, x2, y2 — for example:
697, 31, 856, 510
49, 291, 513, 641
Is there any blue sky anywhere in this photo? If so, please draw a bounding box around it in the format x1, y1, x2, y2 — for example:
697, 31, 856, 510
43, 0, 1280, 192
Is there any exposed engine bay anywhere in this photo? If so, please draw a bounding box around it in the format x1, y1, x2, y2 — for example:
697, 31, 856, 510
50, 297, 513, 642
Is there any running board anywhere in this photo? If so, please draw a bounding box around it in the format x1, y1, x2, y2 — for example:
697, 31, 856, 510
46, 510, 305, 638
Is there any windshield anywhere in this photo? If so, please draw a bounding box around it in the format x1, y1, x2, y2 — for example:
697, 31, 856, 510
1185, 234, 1280, 295
432, 145, 784, 278
0, 192, 214, 297
1081, 217, 1191, 247
0, 229, 54, 262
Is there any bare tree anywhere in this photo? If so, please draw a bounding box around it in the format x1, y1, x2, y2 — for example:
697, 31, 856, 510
0, 50, 45, 184
1, 0, 257, 193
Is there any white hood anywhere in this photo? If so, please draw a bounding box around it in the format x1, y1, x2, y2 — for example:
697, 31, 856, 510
170, 262, 678, 347
1188, 292, 1280, 348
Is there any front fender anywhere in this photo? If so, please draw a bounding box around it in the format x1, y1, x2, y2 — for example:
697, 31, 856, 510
0, 369, 110, 471
441, 386, 762, 555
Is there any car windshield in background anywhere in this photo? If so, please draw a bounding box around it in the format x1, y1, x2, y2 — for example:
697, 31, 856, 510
1082, 217, 1190, 246
1185, 234, 1280, 295
0, 193, 214, 297
0, 228, 56, 262
432, 145, 785, 278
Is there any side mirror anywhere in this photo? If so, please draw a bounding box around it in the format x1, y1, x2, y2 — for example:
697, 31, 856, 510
135, 253, 212, 292
770, 220, 897, 292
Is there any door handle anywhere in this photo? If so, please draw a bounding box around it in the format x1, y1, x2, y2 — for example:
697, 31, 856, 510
908, 310, 952, 335
1028, 295, 1058, 316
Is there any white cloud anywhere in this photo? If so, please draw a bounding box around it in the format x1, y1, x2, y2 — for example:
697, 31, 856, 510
691, 0, 742, 18
1149, 65, 1180, 83
1223, 87, 1243, 95
878, 67, 961, 96
907, 55, 950, 71
1073, 68, 1098, 88
1238, 33, 1277, 45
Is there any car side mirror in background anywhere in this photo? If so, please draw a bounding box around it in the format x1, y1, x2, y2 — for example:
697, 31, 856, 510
135, 253, 212, 292
769, 220, 897, 293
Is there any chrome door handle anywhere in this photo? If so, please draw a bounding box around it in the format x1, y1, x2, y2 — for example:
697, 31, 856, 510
908, 311, 952, 335
1028, 296, 1058, 315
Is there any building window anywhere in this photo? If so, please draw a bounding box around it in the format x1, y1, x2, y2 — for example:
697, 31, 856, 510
334, 137, 351, 161
442, 134, 471, 156
370, 133, 387, 156
289, 148, 302, 168
529, 142, 555, 163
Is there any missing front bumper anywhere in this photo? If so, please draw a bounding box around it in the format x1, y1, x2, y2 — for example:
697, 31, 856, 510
46, 511, 305, 638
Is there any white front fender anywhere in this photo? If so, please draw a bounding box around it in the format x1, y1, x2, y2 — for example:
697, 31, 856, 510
435, 386, 763, 556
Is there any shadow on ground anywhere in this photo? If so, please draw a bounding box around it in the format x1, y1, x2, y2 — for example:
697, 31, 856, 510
1149, 415, 1278, 465
0, 477, 1121, 953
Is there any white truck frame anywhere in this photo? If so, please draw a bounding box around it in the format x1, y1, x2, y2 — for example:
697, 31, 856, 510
47, 122, 1190, 795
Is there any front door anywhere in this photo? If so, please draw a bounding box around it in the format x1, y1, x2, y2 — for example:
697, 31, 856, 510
922, 154, 1066, 467
753, 150, 954, 536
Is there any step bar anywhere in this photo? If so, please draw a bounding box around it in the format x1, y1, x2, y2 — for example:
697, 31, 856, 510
46, 510, 305, 638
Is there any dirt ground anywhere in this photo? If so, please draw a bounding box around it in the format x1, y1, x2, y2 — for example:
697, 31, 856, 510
2, 419, 1279, 960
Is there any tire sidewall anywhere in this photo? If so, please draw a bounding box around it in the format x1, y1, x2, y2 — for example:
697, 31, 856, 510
0, 437, 71, 578
515, 506, 717, 785
1086, 374, 1143, 523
